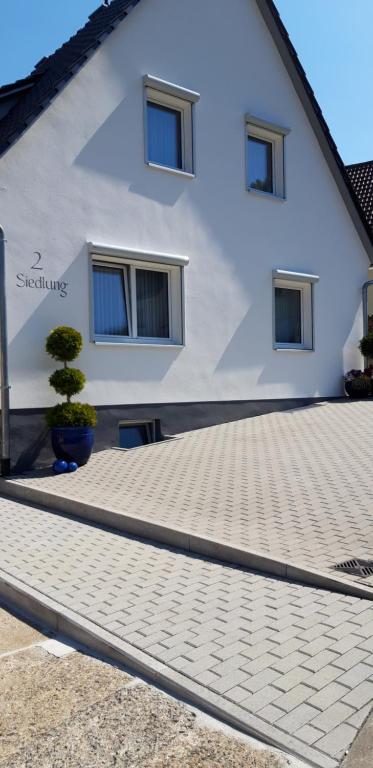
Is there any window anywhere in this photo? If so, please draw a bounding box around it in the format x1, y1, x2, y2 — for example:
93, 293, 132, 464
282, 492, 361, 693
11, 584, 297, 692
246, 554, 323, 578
275, 287, 302, 344
246, 115, 290, 199
144, 75, 200, 175
90, 246, 186, 346
93, 265, 130, 336
119, 420, 155, 449
273, 270, 319, 350
147, 103, 182, 170
136, 268, 169, 338
247, 136, 273, 194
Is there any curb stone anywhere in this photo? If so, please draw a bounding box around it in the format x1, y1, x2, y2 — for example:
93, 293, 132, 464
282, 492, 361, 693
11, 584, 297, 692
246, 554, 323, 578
1, 479, 372, 601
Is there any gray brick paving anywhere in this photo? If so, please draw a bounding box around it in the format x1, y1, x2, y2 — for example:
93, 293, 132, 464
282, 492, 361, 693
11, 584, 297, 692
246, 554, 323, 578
1, 499, 373, 766
295, 724, 324, 746
315, 723, 357, 759
5, 401, 373, 589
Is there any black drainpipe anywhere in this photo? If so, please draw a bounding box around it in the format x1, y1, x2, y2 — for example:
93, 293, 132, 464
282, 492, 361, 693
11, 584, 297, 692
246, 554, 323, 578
0, 227, 10, 475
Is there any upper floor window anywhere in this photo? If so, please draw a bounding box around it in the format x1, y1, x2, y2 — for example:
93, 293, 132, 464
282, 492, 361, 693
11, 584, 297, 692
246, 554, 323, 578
89, 244, 188, 346
247, 136, 273, 194
144, 75, 200, 176
147, 102, 182, 170
246, 115, 290, 199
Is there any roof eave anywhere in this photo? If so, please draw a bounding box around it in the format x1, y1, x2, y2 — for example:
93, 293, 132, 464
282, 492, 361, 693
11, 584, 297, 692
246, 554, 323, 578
0, 75, 39, 98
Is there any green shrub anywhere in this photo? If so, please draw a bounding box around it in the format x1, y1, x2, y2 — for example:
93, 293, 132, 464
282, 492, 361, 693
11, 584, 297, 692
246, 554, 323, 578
46, 326, 83, 362
49, 368, 86, 399
46, 403, 97, 429
45, 325, 96, 429
359, 332, 373, 359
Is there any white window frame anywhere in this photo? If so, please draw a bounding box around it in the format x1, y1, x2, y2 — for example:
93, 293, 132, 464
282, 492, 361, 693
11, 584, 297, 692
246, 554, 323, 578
89, 243, 187, 347
144, 75, 200, 177
272, 270, 319, 351
245, 115, 290, 199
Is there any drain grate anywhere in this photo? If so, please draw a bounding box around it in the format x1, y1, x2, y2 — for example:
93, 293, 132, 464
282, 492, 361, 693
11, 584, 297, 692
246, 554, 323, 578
334, 558, 373, 579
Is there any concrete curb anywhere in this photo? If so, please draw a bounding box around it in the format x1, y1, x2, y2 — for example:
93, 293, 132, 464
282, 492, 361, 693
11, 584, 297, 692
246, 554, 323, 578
1, 478, 372, 601
0, 568, 337, 768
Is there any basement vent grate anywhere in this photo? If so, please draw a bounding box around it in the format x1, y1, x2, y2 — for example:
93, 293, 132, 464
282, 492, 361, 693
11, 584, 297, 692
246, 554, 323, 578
334, 558, 373, 579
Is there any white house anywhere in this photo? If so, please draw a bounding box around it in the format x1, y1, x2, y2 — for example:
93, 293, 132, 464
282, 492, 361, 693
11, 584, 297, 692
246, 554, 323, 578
0, 0, 372, 471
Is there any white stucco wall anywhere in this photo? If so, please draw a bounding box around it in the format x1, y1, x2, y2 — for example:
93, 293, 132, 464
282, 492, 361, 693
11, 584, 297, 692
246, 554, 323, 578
0, 0, 369, 410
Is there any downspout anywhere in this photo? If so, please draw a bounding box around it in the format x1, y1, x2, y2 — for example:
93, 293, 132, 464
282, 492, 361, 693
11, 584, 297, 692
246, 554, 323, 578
0, 227, 10, 475
362, 279, 373, 337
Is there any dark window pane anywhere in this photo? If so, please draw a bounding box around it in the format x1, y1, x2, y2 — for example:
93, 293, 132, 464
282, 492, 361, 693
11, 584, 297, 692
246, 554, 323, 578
275, 287, 302, 344
93, 265, 129, 336
136, 269, 169, 338
147, 102, 182, 169
119, 424, 150, 449
247, 136, 273, 193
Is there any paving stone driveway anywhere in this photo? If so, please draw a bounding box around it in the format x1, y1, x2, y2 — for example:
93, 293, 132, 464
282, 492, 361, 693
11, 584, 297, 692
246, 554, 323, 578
6, 401, 373, 587
1, 498, 373, 767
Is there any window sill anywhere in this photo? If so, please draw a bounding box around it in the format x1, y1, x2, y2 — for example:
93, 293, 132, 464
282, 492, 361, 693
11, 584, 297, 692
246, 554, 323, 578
247, 187, 286, 202
273, 346, 314, 353
146, 161, 195, 179
93, 339, 184, 349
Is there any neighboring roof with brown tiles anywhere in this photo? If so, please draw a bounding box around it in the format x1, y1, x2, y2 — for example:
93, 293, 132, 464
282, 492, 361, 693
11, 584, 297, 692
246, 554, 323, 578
346, 161, 373, 232
0, 0, 371, 255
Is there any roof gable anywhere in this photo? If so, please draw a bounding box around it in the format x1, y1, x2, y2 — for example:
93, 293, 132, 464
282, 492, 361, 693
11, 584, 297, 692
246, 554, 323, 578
256, 0, 373, 257
0, 0, 371, 257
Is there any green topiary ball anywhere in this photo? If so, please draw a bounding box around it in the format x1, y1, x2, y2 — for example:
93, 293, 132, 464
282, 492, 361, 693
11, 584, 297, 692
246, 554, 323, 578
46, 326, 83, 362
359, 332, 373, 358
45, 402, 97, 428
49, 367, 86, 398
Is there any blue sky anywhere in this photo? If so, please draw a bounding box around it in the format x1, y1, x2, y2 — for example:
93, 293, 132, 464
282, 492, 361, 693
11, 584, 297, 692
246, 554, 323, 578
0, 0, 372, 164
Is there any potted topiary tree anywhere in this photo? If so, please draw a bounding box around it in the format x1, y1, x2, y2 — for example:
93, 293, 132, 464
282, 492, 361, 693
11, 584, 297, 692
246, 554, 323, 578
359, 331, 373, 362
45, 326, 96, 466
344, 332, 373, 398
344, 370, 372, 398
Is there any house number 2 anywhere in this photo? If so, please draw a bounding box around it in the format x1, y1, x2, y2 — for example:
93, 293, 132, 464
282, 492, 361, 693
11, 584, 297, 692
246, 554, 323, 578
31, 251, 43, 270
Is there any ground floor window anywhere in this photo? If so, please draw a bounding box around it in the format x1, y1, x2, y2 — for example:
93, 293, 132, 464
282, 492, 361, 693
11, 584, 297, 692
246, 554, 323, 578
90, 250, 184, 345
275, 286, 302, 345
273, 270, 319, 350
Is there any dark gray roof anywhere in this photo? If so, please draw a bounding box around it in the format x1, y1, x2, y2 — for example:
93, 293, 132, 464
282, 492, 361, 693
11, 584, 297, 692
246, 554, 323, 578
346, 161, 373, 232
0, 0, 371, 253
0, 75, 38, 98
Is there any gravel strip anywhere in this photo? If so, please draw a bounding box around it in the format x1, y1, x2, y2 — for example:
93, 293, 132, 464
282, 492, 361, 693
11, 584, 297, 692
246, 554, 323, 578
2, 680, 286, 768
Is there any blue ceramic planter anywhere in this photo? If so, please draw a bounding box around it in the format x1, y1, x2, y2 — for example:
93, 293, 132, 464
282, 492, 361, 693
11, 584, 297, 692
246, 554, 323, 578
51, 427, 95, 466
